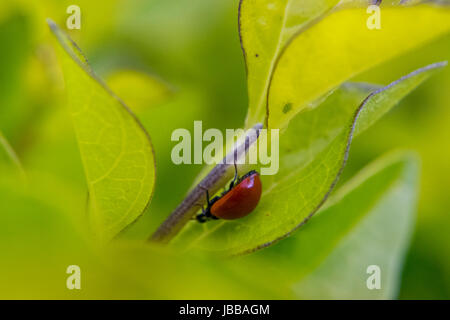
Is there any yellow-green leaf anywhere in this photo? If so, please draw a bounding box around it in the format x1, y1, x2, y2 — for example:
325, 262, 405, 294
268, 5, 450, 129
292, 153, 417, 299
253, 151, 418, 299
106, 70, 173, 113
240, 0, 340, 127
48, 20, 156, 242
174, 62, 444, 255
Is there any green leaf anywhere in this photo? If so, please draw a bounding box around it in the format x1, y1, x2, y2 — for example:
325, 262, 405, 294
268, 81, 377, 183
0, 169, 282, 299
268, 5, 450, 129
293, 153, 418, 299
258, 151, 419, 299
174, 62, 444, 255
274, 62, 446, 183
239, 0, 340, 127
105, 69, 173, 113
48, 21, 156, 242
102, 242, 288, 299
0, 192, 81, 298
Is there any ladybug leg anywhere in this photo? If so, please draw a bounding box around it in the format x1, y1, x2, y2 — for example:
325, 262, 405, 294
199, 194, 222, 222
196, 186, 222, 222
195, 199, 210, 223
195, 189, 212, 223
206, 195, 220, 220
196, 209, 208, 223
229, 162, 239, 190
195, 204, 218, 223
192, 203, 204, 222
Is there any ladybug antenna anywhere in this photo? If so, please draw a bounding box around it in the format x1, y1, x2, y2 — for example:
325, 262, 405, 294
229, 160, 239, 190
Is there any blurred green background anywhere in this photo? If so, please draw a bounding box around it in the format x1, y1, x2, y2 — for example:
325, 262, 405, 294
0, 0, 449, 299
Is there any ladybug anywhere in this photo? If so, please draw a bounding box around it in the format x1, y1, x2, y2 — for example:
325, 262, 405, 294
196, 166, 262, 222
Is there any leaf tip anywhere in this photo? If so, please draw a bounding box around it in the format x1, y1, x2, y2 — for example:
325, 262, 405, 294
46, 18, 57, 32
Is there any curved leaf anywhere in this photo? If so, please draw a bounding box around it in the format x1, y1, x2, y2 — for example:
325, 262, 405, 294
268, 5, 450, 129
48, 20, 156, 242
256, 151, 418, 299
239, 0, 340, 127
174, 62, 444, 255
292, 152, 418, 299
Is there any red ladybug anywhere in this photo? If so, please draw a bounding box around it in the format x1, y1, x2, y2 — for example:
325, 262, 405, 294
196, 168, 262, 222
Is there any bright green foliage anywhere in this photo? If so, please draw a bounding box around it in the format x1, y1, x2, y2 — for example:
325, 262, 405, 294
49, 21, 156, 242
293, 154, 417, 299
254, 152, 418, 299
239, 0, 340, 127
106, 70, 173, 113
0, 170, 284, 299
267, 5, 450, 129
0, 0, 449, 299
175, 62, 444, 255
